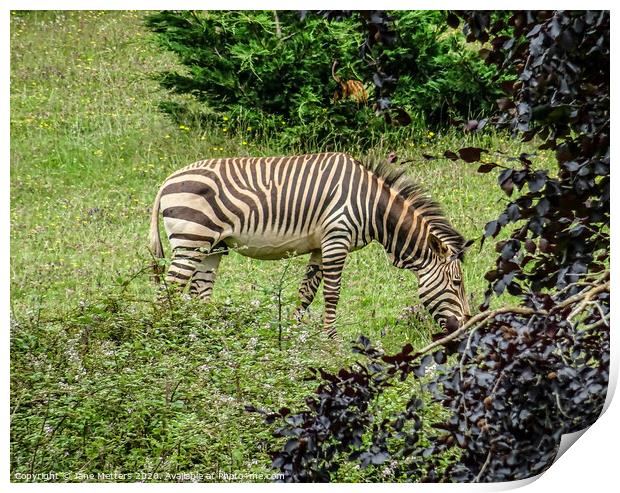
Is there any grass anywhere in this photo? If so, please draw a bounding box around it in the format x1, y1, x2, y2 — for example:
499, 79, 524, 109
10, 11, 554, 482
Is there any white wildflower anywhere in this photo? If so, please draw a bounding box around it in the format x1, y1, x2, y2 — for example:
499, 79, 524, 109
425, 362, 437, 376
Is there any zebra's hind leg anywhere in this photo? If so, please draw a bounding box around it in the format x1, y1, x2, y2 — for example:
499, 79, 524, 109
293, 249, 323, 321
161, 248, 208, 298
190, 252, 222, 301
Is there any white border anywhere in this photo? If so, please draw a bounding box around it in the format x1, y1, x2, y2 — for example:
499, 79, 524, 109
3, 2, 617, 492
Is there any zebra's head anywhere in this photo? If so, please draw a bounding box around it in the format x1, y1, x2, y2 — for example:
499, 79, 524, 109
416, 234, 471, 330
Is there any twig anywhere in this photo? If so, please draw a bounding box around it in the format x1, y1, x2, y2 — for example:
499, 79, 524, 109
147, 248, 174, 312
279, 32, 297, 43
555, 270, 608, 297
10, 393, 23, 421
474, 449, 493, 483
29, 397, 51, 476
119, 264, 155, 293
273, 11, 282, 37
590, 301, 610, 326
564, 281, 610, 322
169, 379, 183, 403
280, 31, 297, 43
581, 318, 609, 331
553, 276, 609, 312
554, 391, 570, 418
276, 259, 293, 350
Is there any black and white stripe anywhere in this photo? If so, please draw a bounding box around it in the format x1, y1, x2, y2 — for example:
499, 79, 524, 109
150, 152, 470, 336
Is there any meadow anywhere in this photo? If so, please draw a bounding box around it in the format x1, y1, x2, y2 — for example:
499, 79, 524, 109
10, 11, 551, 481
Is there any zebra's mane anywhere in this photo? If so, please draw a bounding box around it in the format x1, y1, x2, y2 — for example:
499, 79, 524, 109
365, 159, 466, 255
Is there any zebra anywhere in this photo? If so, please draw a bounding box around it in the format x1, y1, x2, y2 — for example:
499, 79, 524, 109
149, 152, 471, 337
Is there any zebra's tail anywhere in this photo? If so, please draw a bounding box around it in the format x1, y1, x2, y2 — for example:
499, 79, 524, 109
149, 185, 165, 283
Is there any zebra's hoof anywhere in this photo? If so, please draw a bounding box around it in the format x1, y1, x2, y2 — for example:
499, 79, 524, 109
324, 328, 342, 342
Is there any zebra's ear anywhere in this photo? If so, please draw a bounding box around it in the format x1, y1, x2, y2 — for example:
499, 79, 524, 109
450, 240, 475, 262
428, 233, 450, 259
452, 238, 475, 261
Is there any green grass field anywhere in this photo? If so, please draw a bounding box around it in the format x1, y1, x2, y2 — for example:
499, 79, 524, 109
10, 11, 550, 482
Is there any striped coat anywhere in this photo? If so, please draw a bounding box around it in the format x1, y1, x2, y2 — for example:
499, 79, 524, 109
150, 152, 470, 336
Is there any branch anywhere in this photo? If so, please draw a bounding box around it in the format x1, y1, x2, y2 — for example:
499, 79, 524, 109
273, 11, 282, 37
413, 277, 610, 360
563, 280, 610, 322
414, 306, 537, 359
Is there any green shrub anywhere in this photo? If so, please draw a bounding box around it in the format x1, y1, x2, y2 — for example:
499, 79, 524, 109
145, 10, 505, 150
384, 11, 503, 125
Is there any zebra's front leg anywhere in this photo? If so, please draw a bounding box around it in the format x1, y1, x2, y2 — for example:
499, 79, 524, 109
293, 249, 323, 321
190, 252, 222, 301
321, 235, 350, 338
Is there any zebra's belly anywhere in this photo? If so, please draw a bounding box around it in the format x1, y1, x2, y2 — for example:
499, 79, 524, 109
224, 231, 321, 260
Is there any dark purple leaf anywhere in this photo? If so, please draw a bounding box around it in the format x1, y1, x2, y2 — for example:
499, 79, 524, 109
497, 97, 515, 110
536, 198, 550, 216
507, 203, 521, 221
501, 239, 520, 260
458, 147, 485, 163
501, 178, 514, 196
444, 150, 459, 160
478, 163, 498, 173
525, 239, 536, 253
528, 171, 547, 193
446, 12, 460, 28
484, 220, 500, 238
284, 439, 299, 453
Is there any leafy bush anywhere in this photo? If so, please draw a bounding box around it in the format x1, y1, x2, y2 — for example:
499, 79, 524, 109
10, 288, 336, 481
145, 10, 505, 150
335, 10, 509, 125
457, 10, 610, 306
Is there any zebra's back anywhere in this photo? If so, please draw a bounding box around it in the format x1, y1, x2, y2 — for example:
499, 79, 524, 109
159, 152, 364, 259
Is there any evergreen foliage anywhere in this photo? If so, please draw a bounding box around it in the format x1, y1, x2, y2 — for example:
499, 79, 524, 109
145, 11, 505, 149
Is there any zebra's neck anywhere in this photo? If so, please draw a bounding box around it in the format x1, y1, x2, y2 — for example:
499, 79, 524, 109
369, 178, 430, 271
